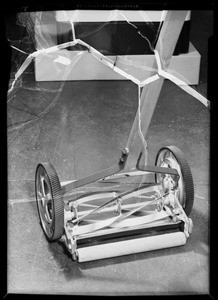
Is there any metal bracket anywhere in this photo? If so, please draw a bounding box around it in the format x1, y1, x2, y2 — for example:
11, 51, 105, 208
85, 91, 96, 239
136, 152, 179, 177
163, 189, 193, 237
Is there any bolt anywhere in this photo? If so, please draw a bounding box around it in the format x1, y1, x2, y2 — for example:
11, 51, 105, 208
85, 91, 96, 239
122, 148, 129, 155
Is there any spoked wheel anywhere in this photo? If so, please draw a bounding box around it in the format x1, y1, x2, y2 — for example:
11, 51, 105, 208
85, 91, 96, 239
155, 146, 194, 216
35, 162, 64, 241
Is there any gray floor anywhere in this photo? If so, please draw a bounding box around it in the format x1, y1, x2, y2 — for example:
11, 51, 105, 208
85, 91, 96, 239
7, 10, 211, 295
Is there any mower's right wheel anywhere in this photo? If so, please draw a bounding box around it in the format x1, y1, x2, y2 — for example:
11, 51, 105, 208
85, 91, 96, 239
155, 146, 194, 216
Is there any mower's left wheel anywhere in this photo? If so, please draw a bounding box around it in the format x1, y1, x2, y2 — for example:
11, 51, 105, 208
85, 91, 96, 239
35, 162, 64, 241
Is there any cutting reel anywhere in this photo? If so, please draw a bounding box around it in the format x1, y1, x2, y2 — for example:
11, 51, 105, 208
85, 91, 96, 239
35, 145, 194, 262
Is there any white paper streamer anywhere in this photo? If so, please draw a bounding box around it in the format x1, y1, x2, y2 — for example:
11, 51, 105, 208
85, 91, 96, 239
154, 49, 210, 108
8, 37, 210, 109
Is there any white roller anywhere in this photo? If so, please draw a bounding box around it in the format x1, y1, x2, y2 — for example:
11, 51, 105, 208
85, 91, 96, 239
77, 231, 186, 262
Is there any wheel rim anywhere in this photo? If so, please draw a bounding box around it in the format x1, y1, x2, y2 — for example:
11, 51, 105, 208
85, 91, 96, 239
156, 148, 186, 208
36, 165, 55, 238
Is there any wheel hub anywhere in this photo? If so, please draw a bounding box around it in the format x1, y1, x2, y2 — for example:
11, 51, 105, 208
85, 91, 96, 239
36, 172, 54, 237
157, 151, 185, 208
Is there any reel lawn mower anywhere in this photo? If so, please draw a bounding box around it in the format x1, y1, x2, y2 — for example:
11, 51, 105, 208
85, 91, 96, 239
35, 145, 194, 262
